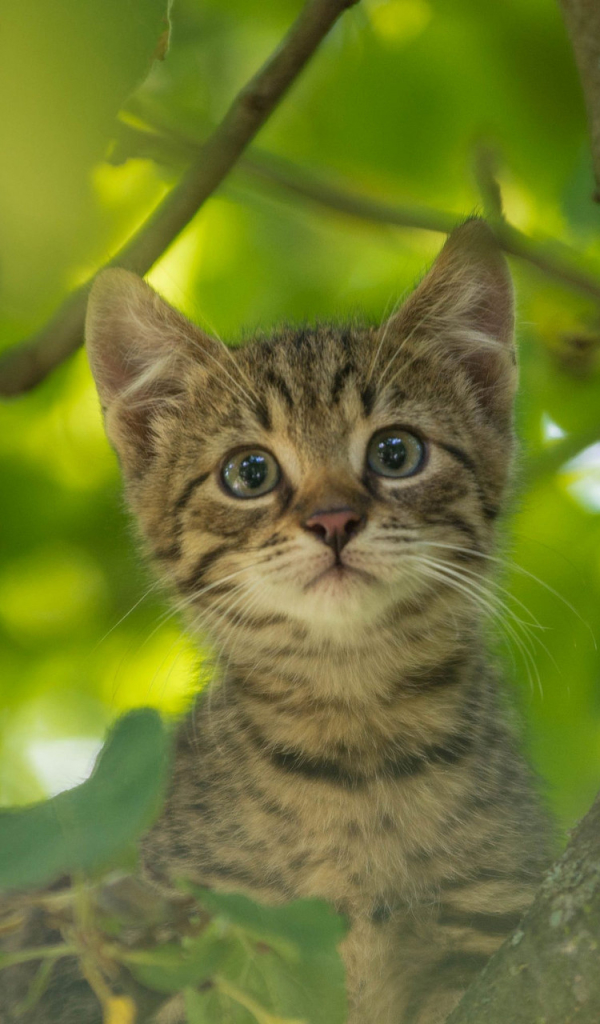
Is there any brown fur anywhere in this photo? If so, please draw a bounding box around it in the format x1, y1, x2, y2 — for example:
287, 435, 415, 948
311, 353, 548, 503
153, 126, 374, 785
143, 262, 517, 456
1, 221, 552, 1024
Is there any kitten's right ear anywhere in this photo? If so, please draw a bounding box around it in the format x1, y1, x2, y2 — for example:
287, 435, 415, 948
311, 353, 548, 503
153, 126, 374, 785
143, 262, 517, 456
381, 220, 516, 426
85, 269, 218, 476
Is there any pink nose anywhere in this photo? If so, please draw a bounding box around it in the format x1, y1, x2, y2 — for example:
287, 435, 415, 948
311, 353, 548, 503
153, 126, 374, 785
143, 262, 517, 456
303, 508, 364, 552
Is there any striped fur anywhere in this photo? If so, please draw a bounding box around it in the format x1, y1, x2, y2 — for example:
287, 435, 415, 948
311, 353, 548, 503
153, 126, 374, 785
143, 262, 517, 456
0, 222, 552, 1024
92, 222, 551, 1024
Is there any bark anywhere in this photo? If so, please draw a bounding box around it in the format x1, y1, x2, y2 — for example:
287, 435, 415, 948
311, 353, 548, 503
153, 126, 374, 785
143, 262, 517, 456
446, 792, 600, 1024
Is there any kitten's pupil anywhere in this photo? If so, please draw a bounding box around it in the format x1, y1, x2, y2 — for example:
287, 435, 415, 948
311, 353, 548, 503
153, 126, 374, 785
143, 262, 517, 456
377, 436, 406, 472
239, 454, 268, 489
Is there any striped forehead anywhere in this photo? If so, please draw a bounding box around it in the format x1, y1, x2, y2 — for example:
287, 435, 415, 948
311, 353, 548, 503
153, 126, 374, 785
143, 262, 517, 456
236, 325, 377, 433
190, 323, 474, 466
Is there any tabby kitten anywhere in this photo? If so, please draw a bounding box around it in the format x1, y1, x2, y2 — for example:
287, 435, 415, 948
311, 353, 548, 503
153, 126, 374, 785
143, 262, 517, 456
2, 220, 552, 1024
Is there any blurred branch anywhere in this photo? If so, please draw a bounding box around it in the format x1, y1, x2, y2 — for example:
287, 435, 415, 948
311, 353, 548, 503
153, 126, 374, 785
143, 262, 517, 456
0, 0, 360, 397
559, 0, 600, 202
447, 789, 600, 1024
111, 116, 600, 307
241, 150, 458, 234
243, 152, 600, 303
112, 117, 600, 303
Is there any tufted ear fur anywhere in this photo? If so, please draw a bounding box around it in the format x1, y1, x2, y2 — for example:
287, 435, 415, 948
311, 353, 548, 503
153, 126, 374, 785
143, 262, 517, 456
85, 270, 220, 476
383, 219, 516, 424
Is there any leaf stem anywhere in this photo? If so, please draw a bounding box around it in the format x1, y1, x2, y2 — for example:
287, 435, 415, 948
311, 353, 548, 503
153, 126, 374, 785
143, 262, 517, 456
0, 943, 78, 968
214, 975, 307, 1024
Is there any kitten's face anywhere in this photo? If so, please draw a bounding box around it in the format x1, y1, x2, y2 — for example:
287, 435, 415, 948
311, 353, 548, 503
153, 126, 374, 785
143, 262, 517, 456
86, 221, 516, 645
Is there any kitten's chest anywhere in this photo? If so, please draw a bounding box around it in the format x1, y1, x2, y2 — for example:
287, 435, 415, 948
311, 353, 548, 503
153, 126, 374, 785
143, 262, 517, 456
240, 774, 455, 908
153, 748, 462, 918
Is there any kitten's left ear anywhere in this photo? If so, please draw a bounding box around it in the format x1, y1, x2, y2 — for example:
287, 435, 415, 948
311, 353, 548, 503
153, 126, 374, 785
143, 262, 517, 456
383, 219, 516, 422
86, 269, 221, 475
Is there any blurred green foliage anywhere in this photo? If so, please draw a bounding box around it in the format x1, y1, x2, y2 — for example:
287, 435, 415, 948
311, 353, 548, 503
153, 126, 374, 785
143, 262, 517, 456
0, 0, 599, 840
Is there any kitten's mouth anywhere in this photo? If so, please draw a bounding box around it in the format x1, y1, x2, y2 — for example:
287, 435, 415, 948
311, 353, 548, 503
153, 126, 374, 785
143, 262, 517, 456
304, 560, 377, 591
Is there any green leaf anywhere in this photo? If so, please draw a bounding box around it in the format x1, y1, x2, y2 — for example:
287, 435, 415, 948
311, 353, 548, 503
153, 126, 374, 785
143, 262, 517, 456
129, 887, 347, 1020
191, 888, 347, 953
0, 0, 170, 317
188, 889, 348, 1024
0, 709, 170, 891
185, 987, 214, 1024
126, 925, 241, 994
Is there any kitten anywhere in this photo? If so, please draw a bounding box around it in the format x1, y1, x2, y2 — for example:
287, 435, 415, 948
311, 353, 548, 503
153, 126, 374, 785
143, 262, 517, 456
2, 220, 552, 1024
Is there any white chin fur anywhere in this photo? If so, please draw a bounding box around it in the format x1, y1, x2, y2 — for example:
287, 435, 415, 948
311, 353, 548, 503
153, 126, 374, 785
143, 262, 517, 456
256, 558, 427, 640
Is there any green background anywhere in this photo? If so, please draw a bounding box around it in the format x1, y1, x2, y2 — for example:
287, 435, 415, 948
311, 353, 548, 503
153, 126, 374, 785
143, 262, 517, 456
1, 0, 599, 835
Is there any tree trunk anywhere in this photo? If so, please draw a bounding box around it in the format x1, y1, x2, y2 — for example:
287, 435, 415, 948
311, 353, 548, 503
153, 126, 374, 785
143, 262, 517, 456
446, 791, 600, 1024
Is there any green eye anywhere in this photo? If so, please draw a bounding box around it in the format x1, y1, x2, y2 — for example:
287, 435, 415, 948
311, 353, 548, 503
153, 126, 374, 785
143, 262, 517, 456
367, 429, 425, 478
222, 449, 280, 499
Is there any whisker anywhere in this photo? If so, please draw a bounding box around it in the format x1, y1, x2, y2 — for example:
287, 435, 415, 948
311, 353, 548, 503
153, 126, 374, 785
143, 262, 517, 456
404, 555, 543, 697
365, 288, 406, 385
413, 546, 545, 631
414, 540, 595, 646
89, 579, 163, 654
408, 553, 548, 693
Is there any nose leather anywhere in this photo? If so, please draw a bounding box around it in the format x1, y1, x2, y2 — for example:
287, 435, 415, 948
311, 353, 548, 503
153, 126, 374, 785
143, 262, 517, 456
303, 508, 364, 553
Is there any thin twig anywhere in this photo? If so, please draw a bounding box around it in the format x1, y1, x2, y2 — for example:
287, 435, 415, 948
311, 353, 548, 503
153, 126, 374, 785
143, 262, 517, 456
472, 143, 504, 221
0, 0, 360, 397
0, 943, 78, 967
109, 117, 457, 233
240, 151, 458, 234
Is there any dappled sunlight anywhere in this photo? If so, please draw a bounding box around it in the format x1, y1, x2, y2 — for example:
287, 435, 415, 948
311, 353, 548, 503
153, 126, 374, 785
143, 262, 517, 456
92, 159, 170, 220
0, 351, 114, 490
26, 736, 103, 798
541, 413, 567, 441
562, 442, 600, 513
366, 0, 432, 48
149, 198, 246, 329
0, 545, 107, 643
0, 689, 108, 806
498, 174, 537, 233
98, 626, 201, 717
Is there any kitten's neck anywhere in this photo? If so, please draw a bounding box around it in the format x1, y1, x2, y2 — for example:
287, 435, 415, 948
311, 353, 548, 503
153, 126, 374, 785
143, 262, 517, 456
212, 594, 483, 759
212, 585, 480, 699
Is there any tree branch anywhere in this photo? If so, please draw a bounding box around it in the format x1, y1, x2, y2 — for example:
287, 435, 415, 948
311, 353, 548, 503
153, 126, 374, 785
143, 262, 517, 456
0, 0, 359, 397
446, 790, 600, 1024
239, 151, 600, 303
117, 117, 600, 315
109, 117, 600, 306
559, 0, 600, 202
118, 111, 600, 300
